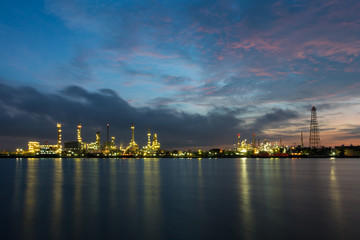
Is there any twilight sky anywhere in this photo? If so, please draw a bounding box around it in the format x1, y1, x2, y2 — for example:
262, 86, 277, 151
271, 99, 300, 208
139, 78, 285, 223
1, 0, 360, 150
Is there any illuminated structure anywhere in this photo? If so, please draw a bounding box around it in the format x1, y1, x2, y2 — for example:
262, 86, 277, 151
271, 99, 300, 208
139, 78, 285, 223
235, 136, 251, 154
131, 123, 135, 142
235, 134, 242, 152
64, 123, 85, 154
309, 106, 321, 148
142, 127, 161, 155
152, 133, 160, 150
111, 136, 116, 150
126, 123, 139, 154
28, 141, 40, 154
96, 131, 100, 149
87, 131, 102, 153
39, 144, 58, 155
77, 123, 82, 143
28, 141, 59, 155
119, 143, 126, 153
57, 123, 62, 153
258, 139, 276, 154
233, 134, 288, 156
147, 127, 151, 148
28, 123, 63, 155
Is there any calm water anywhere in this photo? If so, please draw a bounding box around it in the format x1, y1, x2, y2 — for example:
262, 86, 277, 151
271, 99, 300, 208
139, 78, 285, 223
1, 158, 360, 240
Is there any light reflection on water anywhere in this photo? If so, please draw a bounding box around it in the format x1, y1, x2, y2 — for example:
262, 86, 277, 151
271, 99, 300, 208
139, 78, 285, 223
143, 159, 162, 239
237, 158, 254, 240
329, 160, 346, 239
50, 158, 63, 238
22, 158, 39, 240
108, 159, 117, 220
127, 158, 137, 233
1, 158, 360, 240
73, 158, 83, 239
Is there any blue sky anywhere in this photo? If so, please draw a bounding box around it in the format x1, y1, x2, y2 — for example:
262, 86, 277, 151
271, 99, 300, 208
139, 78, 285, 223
1, 0, 360, 149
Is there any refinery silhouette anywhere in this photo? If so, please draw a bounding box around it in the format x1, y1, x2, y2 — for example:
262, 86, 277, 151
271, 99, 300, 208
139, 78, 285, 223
1, 106, 359, 158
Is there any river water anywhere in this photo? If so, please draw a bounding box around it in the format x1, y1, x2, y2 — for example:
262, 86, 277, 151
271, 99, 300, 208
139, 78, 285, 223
0, 158, 359, 239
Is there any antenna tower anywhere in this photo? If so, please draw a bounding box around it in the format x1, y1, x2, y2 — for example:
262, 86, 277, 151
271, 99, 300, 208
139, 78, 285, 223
309, 106, 320, 148
252, 134, 256, 148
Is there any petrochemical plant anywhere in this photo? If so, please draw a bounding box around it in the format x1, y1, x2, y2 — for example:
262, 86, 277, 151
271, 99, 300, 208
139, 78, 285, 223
2, 106, 360, 157
24, 122, 162, 157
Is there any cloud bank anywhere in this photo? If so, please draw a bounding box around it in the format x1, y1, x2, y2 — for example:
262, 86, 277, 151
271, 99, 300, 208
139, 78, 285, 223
0, 81, 300, 150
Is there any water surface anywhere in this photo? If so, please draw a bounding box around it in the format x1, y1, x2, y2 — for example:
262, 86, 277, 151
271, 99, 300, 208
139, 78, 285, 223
1, 158, 359, 239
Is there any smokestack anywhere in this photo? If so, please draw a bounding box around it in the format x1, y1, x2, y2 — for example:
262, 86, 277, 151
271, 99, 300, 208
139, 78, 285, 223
147, 127, 151, 147
57, 123, 62, 147
252, 134, 256, 148
237, 134, 240, 145
107, 124, 109, 143
131, 123, 135, 142
77, 123, 82, 143
301, 131, 304, 148
57, 123, 62, 152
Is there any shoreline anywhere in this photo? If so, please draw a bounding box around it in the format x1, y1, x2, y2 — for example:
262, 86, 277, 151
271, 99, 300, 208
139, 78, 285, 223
0, 155, 359, 159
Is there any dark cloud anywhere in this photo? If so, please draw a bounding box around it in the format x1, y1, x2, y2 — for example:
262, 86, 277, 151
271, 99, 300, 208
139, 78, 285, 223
0, 81, 307, 150
0, 81, 242, 149
252, 108, 299, 130
337, 125, 360, 141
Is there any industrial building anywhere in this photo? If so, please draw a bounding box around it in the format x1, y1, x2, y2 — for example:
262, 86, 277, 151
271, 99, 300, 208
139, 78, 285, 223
27, 124, 63, 155
17, 105, 343, 158
142, 127, 161, 156
125, 123, 139, 154
24, 122, 163, 157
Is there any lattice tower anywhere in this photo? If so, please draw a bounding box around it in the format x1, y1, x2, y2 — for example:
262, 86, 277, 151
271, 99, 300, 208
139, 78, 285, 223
309, 106, 320, 148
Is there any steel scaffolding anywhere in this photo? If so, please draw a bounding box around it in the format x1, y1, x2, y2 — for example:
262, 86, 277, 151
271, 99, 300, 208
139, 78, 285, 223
309, 106, 321, 148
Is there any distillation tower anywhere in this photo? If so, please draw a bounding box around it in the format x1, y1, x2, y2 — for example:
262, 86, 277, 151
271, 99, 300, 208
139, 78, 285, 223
96, 131, 101, 149
309, 106, 320, 148
127, 123, 139, 153
131, 123, 135, 144
147, 127, 151, 148
57, 123, 62, 152
77, 123, 82, 143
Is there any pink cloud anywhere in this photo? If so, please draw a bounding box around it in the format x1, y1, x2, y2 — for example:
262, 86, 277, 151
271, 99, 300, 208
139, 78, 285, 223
306, 80, 318, 85
218, 0, 360, 65
229, 35, 360, 64
231, 37, 283, 55
196, 26, 219, 34
133, 48, 178, 59
249, 68, 275, 77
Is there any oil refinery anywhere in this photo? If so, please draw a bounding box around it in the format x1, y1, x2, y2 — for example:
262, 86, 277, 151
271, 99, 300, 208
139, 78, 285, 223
20, 122, 163, 157
3, 106, 359, 158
